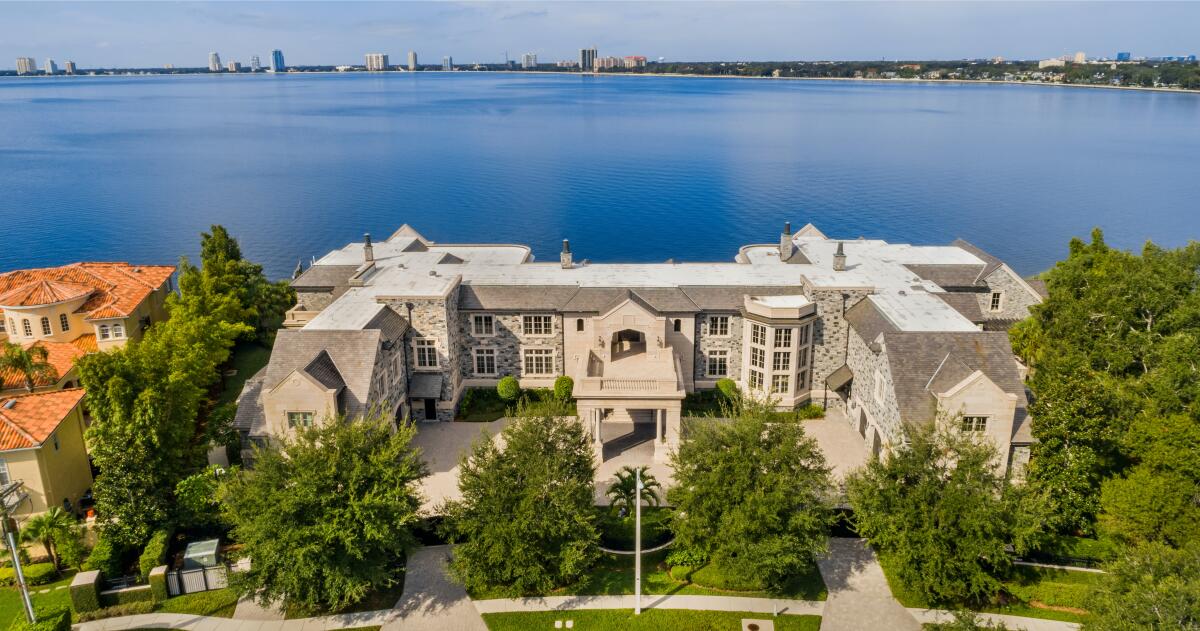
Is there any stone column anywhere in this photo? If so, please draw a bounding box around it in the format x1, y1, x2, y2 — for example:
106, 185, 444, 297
655, 409, 663, 443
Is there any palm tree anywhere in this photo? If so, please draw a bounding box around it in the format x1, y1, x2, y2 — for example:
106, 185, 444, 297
19, 507, 75, 569
0, 342, 57, 392
605, 465, 662, 516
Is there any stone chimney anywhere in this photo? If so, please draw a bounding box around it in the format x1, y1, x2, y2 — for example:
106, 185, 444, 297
779, 221, 795, 260
292, 259, 304, 280
560, 239, 573, 269
833, 241, 847, 271
363, 233, 374, 263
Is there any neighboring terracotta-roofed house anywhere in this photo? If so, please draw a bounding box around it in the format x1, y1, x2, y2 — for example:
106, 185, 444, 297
0, 388, 93, 515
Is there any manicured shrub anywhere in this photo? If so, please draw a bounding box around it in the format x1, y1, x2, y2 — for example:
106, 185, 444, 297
75, 600, 154, 622
496, 376, 520, 402
149, 565, 169, 602
138, 528, 172, 582
0, 563, 58, 587
795, 403, 825, 419
665, 548, 708, 568
70, 570, 101, 613
82, 532, 126, 577
99, 585, 154, 607
15, 606, 71, 631
715, 378, 738, 400
553, 376, 574, 401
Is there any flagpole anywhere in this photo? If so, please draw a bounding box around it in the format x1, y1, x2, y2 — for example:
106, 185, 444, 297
635, 467, 642, 615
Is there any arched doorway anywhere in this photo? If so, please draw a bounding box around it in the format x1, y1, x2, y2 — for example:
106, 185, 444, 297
610, 329, 646, 361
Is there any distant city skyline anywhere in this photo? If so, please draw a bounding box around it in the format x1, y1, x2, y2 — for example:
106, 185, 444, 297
3, 1, 1199, 70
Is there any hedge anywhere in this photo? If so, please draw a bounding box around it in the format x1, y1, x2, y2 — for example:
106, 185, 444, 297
149, 565, 169, 602
138, 528, 173, 582
14, 607, 71, 631
99, 585, 154, 607
76, 601, 154, 622
82, 533, 125, 577
70, 570, 101, 613
0, 563, 58, 587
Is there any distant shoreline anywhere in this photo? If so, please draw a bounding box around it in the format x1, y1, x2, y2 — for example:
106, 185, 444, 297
6, 69, 1199, 95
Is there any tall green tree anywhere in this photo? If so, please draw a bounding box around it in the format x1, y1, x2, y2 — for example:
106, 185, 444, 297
0, 342, 56, 391
846, 422, 1013, 605
442, 413, 600, 597
1084, 542, 1200, 630
668, 404, 833, 590
195, 225, 296, 344
220, 412, 427, 615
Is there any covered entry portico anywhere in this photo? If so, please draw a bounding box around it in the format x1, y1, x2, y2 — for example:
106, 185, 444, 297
576, 399, 683, 463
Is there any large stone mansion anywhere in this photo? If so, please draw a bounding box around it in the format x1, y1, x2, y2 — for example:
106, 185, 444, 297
236, 223, 1044, 473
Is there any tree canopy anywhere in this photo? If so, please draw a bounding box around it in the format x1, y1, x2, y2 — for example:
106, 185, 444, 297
0, 342, 56, 391
1012, 230, 1200, 541
668, 404, 833, 590
219, 412, 427, 615
846, 422, 1014, 605
1084, 542, 1200, 630
442, 413, 600, 596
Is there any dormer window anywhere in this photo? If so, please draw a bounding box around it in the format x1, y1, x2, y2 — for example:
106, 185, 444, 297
961, 416, 988, 432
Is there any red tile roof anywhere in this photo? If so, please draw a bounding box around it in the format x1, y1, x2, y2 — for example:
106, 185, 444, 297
0, 263, 174, 321
0, 340, 85, 391
0, 388, 85, 451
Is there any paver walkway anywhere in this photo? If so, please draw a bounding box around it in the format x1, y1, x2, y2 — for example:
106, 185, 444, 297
383, 545, 487, 631
816, 538, 922, 631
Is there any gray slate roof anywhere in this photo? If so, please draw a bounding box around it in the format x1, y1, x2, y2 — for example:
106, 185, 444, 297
845, 297, 898, 344
292, 265, 359, 289
677, 286, 805, 311
232, 367, 267, 432
304, 350, 346, 390
458, 285, 581, 311
951, 239, 1005, 281
904, 264, 986, 288
933, 292, 985, 323
561, 287, 700, 314
881, 330, 1029, 433
1026, 279, 1049, 299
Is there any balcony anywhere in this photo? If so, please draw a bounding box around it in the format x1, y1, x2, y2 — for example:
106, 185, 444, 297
282, 305, 320, 329
573, 350, 685, 399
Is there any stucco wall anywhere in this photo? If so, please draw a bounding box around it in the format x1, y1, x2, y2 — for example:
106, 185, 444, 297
262, 375, 339, 438
0, 405, 93, 515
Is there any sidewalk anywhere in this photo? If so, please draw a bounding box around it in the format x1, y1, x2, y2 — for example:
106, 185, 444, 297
473, 594, 824, 616
816, 538, 921, 631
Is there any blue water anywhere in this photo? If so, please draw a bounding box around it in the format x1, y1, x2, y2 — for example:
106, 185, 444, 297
2, 73, 1198, 278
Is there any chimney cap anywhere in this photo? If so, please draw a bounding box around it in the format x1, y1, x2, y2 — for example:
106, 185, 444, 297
835, 241, 845, 255
364, 233, 373, 245
562, 239, 571, 253
784, 221, 792, 235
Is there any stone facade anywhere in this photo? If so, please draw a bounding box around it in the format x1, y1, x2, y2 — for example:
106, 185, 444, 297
457, 311, 565, 383
807, 286, 872, 395
977, 267, 1041, 324
296, 290, 337, 311
843, 328, 904, 453
384, 293, 460, 421
693, 313, 743, 384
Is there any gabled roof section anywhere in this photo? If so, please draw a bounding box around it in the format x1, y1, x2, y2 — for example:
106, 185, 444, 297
303, 350, 346, 391
0, 263, 174, 319
402, 239, 429, 253
363, 305, 409, 340
599, 289, 660, 318
261, 329, 382, 423
903, 264, 986, 289
387, 224, 431, 244
0, 388, 84, 451
882, 330, 1027, 426
933, 292, 985, 323
950, 239, 1004, 284
925, 353, 978, 395
437, 253, 464, 265
796, 223, 827, 239
845, 296, 898, 345
291, 265, 359, 289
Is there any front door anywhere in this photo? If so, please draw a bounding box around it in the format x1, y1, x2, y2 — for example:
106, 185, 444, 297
424, 399, 437, 421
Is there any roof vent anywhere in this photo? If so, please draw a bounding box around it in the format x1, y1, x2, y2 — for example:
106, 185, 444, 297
2, 399, 14, 410
429, 270, 438, 276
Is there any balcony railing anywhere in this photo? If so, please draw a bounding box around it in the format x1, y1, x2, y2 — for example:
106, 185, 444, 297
573, 352, 685, 398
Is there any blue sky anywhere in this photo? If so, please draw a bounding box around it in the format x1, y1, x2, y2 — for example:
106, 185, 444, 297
5, 1, 1197, 69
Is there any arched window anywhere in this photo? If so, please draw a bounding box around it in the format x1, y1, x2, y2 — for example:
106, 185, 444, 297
98, 324, 110, 340
576, 318, 584, 332
59, 314, 70, 332
22, 319, 32, 337
41, 317, 52, 335
673, 319, 681, 332
112, 323, 124, 338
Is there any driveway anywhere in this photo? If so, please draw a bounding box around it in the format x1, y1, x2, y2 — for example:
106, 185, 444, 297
816, 538, 921, 631
411, 419, 509, 512
802, 409, 871, 482
386, 545, 487, 631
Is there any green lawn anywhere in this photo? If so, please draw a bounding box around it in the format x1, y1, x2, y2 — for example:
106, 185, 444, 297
218, 341, 272, 406
472, 550, 826, 602
483, 609, 821, 631
878, 553, 1098, 625
0, 571, 76, 627
597, 507, 673, 551
457, 388, 578, 422
156, 588, 240, 618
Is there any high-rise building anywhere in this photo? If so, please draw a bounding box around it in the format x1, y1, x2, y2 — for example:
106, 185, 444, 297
623, 55, 647, 69
1116, 52, 1132, 62
250, 55, 261, 71
442, 56, 453, 71
64, 61, 76, 75
580, 47, 597, 71
594, 56, 621, 70
365, 53, 389, 71
44, 59, 57, 75
227, 61, 241, 72
209, 52, 222, 72
270, 49, 285, 73
407, 51, 418, 70
520, 52, 538, 69
15, 57, 37, 75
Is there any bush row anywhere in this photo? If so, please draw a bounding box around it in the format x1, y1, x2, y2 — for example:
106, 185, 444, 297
76, 600, 155, 622
0, 563, 58, 587
99, 585, 155, 608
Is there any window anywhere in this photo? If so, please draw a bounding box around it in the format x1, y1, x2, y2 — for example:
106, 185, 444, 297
576, 318, 584, 332
287, 412, 314, 428
751, 323, 767, 346
59, 314, 69, 332
673, 319, 681, 332
750, 347, 765, 369
0, 460, 8, 485
473, 348, 497, 375
471, 314, 494, 336
414, 338, 439, 369
0, 319, 5, 333
798, 324, 811, 346
523, 348, 554, 375
989, 292, 1003, 312
797, 369, 808, 390
22, 319, 32, 337
98, 324, 110, 340
772, 351, 791, 371
748, 369, 764, 391
111, 323, 124, 338
774, 328, 792, 348
772, 374, 790, 394
523, 315, 553, 336
40, 317, 51, 335
706, 350, 728, 377
798, 347, 809, 369
708, 316, 729, 337
961, 416, 988, 432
